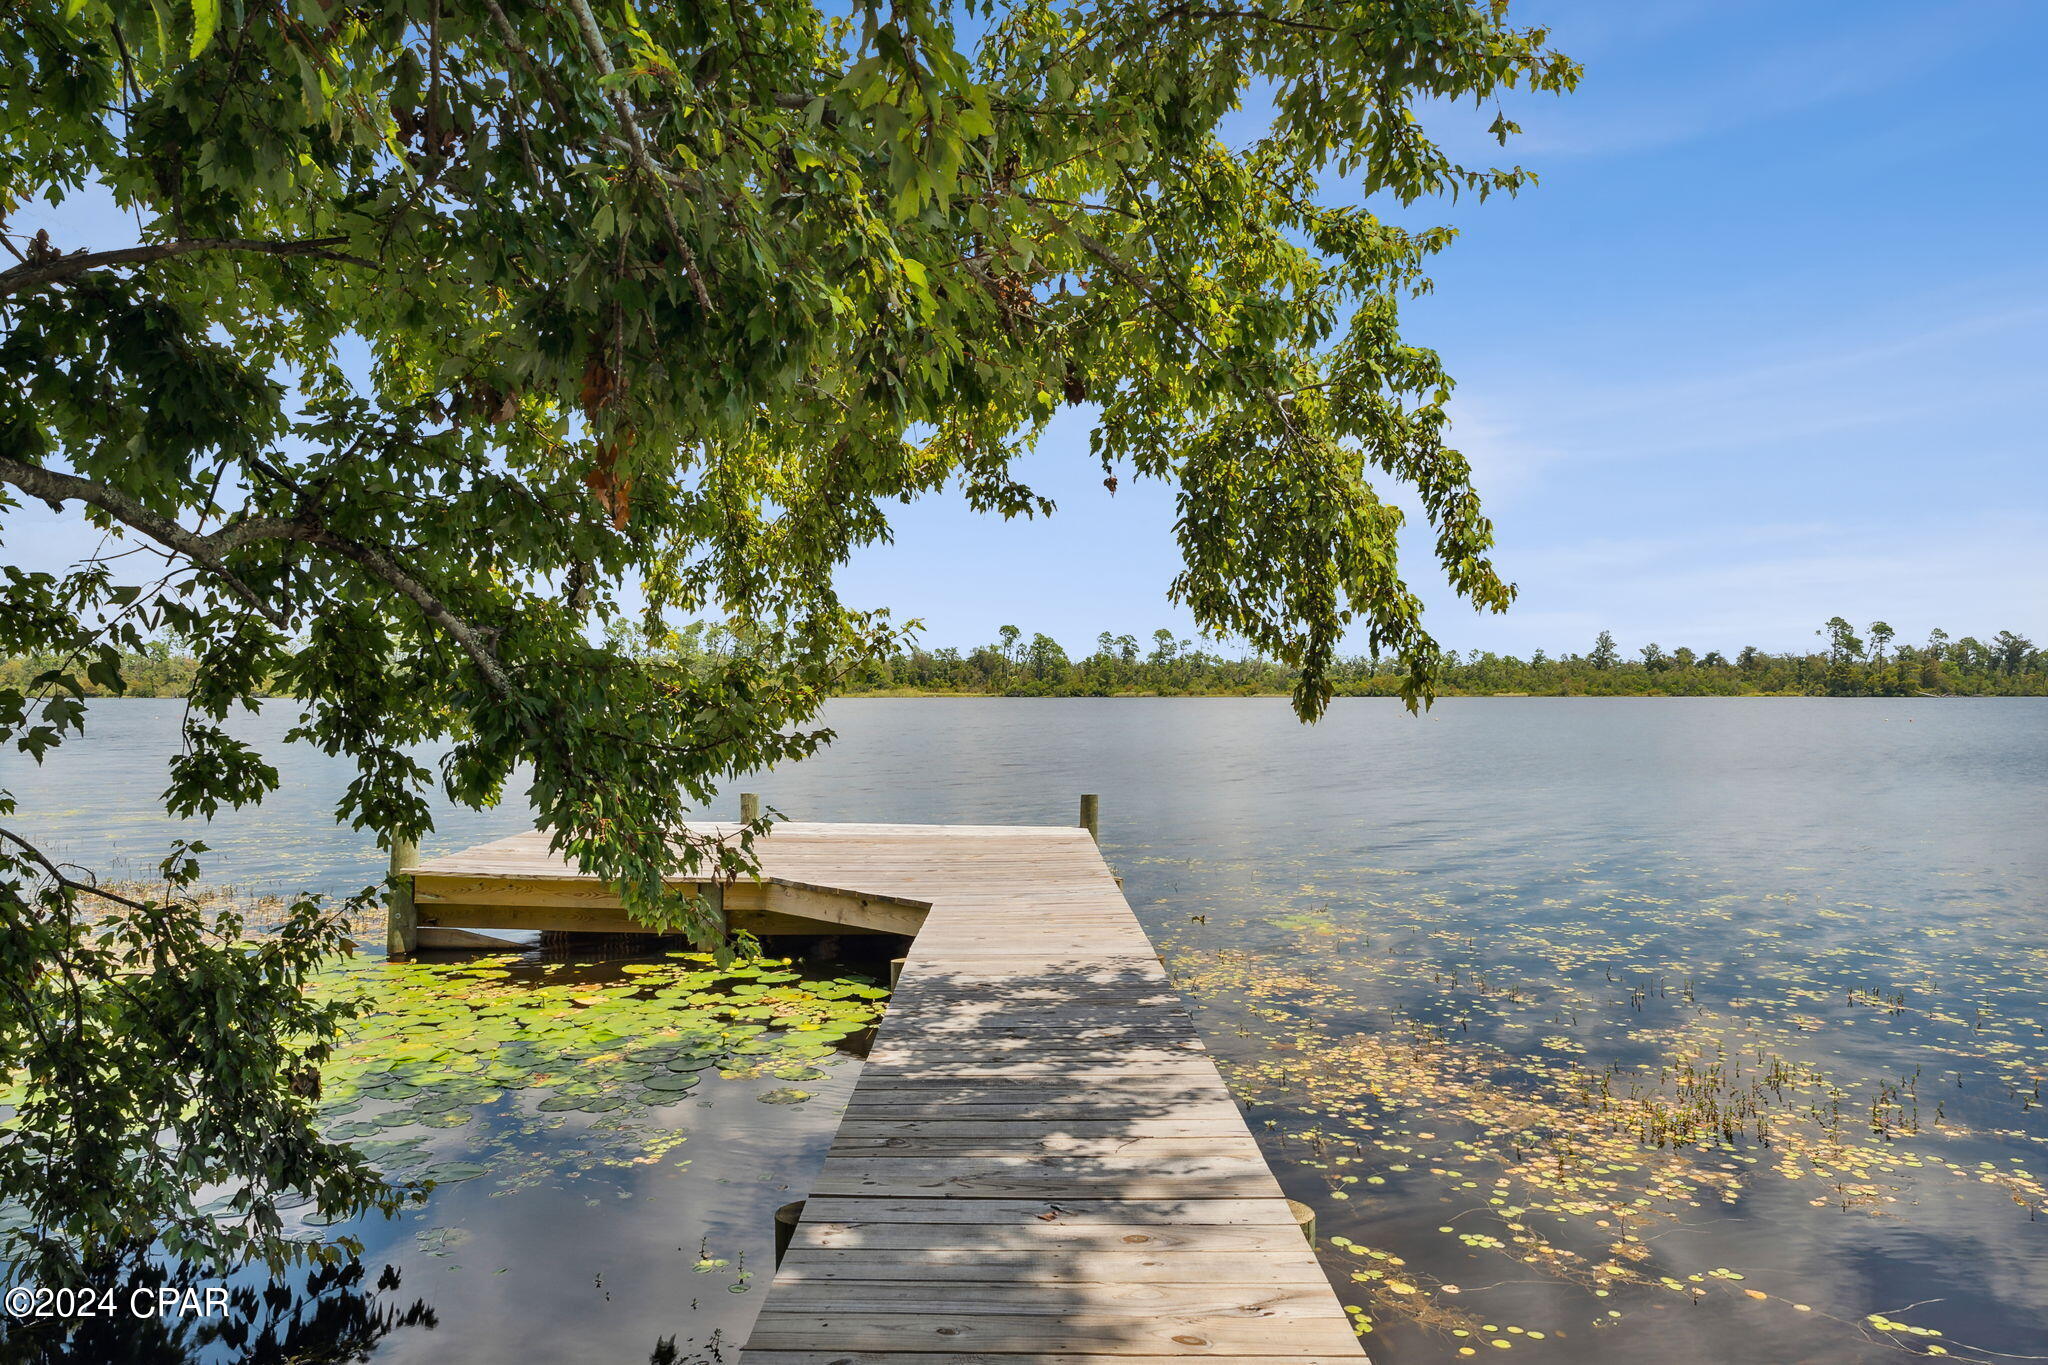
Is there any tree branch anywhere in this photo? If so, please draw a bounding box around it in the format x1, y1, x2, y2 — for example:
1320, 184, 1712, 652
0, 456, 521, 706
560, 0, 714, 313
0, 237, 375, 301
297, 528, 521, 702
0, 456, 290, 628
477, 0, 577, 115
1183, 7, 1338, 34
1053, 216, 1305, 443
0, 827, 152, 914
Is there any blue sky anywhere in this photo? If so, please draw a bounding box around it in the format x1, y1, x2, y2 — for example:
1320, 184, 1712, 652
8, 0, 2042, 661
835, 0, 2048, 657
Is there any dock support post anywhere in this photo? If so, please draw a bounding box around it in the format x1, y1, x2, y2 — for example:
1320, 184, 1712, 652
773, 1200, 805, 1266
1289, 1198, 1317, 1247
740, 791, 761, 824
1079, 793, 1100, 842
386, 836, 418, 958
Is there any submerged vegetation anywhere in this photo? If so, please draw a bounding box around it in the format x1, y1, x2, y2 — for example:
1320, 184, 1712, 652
308, 949, 885, 1152
1152, 846, 2048, 1361
0, 904, 887, 1357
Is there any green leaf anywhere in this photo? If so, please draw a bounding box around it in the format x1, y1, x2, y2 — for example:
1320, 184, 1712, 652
0, 0, 1607, 1282
188, 0, 218, 56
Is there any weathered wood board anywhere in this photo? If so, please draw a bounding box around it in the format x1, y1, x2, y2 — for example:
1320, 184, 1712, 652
407, 827, 926, 936
421, 821, 1364, 1361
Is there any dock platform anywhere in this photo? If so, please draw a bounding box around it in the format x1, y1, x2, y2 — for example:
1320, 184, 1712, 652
407, 821, 1366, 1361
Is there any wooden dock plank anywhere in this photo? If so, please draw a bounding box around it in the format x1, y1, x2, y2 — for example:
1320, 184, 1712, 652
792, 1223, 1324, 1254
422, 822, 1362, 1361
744, 1311, 1364, 1355
743, 1356, 1369, 1365
793, 1197, 1301, 1226
756, 1281, 1348, 1316
775, 1250, 1333, 1284
731, 823, 1359, 1359
833, 1119, 1259, 1138
827, 1137, 1269, 1158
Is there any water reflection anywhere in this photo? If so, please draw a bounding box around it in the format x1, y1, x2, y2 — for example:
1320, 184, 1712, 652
4, 1256, 434, 1364
6, 697, 2044, 1362
1, 928, 886, 1365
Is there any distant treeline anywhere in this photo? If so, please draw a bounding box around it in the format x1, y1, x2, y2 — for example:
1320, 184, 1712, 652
833, 618, 2043, 697
7, 617, 2043, 701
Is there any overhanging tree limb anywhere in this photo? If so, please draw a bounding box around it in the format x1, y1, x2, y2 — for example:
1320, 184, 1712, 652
0, 457, 520, 704
0, 456, 291, 628
0, 237, 375, 300
560, 0, 714, 314
0, 827, 151, 914
1058, 217, 1306, 443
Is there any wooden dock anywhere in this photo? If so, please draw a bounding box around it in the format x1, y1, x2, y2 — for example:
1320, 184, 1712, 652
405, 820, 1366, 1362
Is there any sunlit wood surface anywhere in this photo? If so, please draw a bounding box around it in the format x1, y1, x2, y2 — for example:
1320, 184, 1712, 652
423, 822, 1365, 1361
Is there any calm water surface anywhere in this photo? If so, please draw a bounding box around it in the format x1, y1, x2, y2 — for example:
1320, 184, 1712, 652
5, 697, 2045, 1363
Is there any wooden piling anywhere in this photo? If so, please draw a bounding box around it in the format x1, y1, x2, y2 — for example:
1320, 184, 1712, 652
1078, 792, 1100, 841
773, 1200, 805, 1266
385, 836, 418, 958
740, 791, 761, 824
1289, 1197, 1318, 1247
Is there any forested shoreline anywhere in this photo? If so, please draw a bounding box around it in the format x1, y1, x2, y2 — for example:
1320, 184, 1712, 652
9, 618, 2043, 701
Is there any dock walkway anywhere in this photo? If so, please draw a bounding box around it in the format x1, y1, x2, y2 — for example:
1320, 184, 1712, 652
409, 822, 1365, 1362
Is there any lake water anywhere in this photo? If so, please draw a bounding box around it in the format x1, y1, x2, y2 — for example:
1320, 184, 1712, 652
5, 697, 2045, 1362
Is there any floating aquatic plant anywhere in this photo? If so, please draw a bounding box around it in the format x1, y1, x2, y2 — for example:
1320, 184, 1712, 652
1151, 850, 2047, 1363
301, 950, 886, 1195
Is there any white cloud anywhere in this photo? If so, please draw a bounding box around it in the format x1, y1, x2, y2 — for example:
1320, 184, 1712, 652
1480, 0, 2008, 160
1437, 293, 2048, 515
1433, 513, 2048, 655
